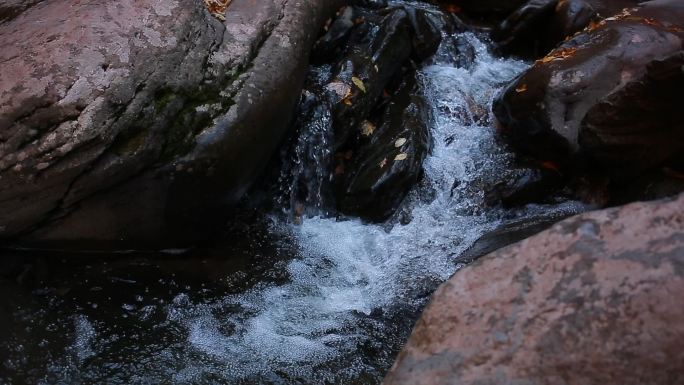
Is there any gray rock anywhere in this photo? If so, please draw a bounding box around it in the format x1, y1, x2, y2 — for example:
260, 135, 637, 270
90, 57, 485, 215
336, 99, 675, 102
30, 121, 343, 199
0, 0, 344, 248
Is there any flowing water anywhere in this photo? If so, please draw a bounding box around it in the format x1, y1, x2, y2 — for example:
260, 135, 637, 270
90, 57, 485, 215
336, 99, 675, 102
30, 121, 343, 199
0, 25, 586, 385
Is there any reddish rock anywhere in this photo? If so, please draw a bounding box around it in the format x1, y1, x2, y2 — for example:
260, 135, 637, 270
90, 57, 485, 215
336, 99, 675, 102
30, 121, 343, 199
384, 193, 684, 385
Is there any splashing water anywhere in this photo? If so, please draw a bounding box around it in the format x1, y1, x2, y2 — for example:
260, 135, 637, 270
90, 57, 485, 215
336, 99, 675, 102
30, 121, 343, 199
1, 32, 586, 385
159, 33, 585, 383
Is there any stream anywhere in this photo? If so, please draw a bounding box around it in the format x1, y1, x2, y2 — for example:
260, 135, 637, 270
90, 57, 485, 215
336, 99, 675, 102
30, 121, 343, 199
0, 11, 586, 385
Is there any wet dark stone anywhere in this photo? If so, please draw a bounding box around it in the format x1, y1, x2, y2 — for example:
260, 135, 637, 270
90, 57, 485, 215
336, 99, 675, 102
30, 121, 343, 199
486, 165, 564, 207
312, 6, 356, 64
354, 0, 388, 9
493, 0, 684, 183
456, 210, 577, 263
436, 0, 527, 15
492, 0, 558, 57
492, 0, 640, 58
329, 8, 414, 149
403, 6, 444, 61
336, 73, 432, 222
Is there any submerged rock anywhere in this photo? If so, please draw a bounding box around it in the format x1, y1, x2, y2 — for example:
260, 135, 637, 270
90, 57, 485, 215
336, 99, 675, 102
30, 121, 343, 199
493, 0, 684, 181
0, 0, 343, 248
384, 193, 684, 385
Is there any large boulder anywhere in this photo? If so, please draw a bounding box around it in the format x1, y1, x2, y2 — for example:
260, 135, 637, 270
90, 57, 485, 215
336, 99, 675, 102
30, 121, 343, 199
384, 193, 684, 385
493, 0, 684, 180
492, 0, 639, 57
0, 0, 343, 248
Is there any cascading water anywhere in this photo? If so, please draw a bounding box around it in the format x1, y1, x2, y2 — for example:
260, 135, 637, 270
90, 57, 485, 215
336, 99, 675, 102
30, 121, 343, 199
0, 11, 587, 385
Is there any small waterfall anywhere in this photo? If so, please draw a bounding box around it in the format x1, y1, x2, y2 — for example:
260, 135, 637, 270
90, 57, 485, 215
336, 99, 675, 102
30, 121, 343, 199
157, 32, 586, 383
1, 8, 588, 385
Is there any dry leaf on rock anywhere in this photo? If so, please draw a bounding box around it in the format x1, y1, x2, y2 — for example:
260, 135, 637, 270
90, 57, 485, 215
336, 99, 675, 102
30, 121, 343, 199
204, 0, 232, 21
352, 76, 366, 93
361, 121, 376, 136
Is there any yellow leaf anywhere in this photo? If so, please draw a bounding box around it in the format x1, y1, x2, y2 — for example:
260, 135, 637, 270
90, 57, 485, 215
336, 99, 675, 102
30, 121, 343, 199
394, 138, 407, 147
394, 153, 408, 161
537, 47, 577, 64
361, 120, 376, 136
515, 84, 528, 93
352, 76, 366, 93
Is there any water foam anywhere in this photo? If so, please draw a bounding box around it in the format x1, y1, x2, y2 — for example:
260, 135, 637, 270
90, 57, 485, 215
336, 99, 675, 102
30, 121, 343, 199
6, 32, 588, 385
165, 33, 583, 382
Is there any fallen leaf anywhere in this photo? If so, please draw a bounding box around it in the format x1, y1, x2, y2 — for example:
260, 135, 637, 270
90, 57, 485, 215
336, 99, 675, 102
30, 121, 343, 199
374, 65, 379, 72
537, 47, 577, 64
540, 160, 560, 172
394, 138, 407, 147
343, 98, 353, 106
394, 153, 408, 161
443, 4, 461, 13
361, 120, 376, 136
352, 76, 366, 93
204, 0, 232, 20
379, 158, 388, 168
515, 84, 528, 93
326, 81, 352, 99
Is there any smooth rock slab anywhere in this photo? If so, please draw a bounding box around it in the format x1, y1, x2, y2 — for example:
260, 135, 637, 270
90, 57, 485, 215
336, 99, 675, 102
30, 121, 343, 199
384, 193, 684, 385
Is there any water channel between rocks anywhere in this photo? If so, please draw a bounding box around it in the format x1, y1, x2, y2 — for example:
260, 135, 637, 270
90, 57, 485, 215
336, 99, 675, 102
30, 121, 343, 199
1, 27, 586, 385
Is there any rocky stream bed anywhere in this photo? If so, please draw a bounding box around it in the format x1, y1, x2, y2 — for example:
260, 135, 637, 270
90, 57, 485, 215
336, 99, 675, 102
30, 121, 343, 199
1, 0, 683, 384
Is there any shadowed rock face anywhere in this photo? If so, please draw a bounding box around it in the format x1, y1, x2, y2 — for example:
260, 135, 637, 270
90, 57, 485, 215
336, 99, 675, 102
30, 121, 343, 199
384, 193, 684, 385
0, 0, 343, 248
493, 0, 684, 179
492, 0, 640, 58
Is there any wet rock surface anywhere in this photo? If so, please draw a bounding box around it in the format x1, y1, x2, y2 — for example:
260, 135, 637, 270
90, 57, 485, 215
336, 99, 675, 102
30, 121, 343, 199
283, 2, 450, 222
492, 0, 640, 57
336, 73, 432, 221
493, 0, 684, 192
384, 193, 684, 385
0, 0, 343, 248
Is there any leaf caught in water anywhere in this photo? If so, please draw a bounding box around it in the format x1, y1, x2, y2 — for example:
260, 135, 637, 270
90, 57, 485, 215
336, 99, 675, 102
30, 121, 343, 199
394, 138, 407, 147
352, 76, 366, 93
394, 153, 408, 161
379, 158, 388, 168
515, 84, 528, 93
361, 120, 376, 136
